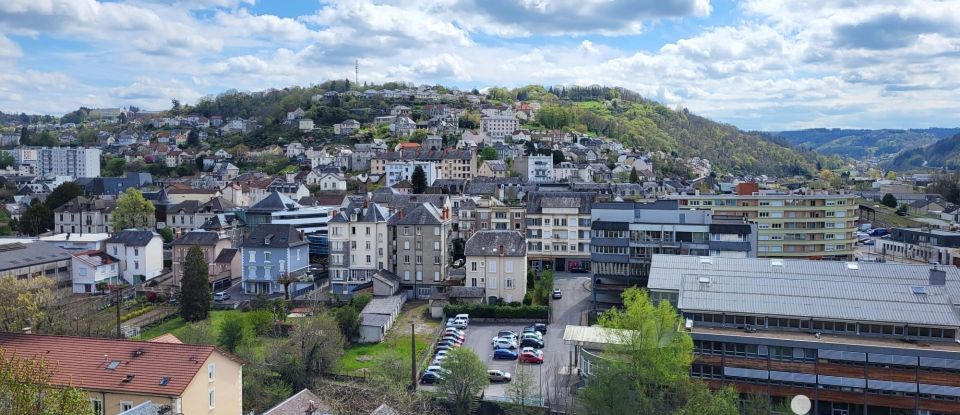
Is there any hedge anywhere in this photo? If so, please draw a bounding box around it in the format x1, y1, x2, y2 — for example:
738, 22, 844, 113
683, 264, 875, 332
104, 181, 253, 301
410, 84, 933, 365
443, 303, 549, 319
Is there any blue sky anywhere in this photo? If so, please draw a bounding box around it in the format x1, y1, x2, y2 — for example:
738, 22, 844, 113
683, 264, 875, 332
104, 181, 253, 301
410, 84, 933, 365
1, 0, 959, 131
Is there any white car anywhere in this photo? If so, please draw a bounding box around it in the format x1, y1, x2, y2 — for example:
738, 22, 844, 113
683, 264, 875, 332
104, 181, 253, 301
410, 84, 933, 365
488, 369, 512, 382
492, 337, 518, 349
446, 318, 468, 329
425, 365, 444, 374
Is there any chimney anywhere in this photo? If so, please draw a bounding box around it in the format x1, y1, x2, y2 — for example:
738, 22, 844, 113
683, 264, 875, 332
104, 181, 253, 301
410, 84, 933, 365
930, 268, 946, 286
499, 244, 504, 256
363, 198, 369, 209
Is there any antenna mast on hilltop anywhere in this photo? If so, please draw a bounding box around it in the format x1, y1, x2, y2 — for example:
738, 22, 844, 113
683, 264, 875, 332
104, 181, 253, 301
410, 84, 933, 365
355, 59, 359, 85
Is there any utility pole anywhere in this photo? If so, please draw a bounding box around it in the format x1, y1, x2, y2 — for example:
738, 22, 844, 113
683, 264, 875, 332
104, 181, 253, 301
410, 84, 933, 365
115, 285, 122, 338
410, 322, 416, 390
355, 59, 359, 86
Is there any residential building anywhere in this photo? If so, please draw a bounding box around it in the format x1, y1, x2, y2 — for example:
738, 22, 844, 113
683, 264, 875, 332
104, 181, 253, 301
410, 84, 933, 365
36, 147, 101, 179
39, 232, 110, 252
105, 230, 164, 284
385, 160, 439, 187
71, 250, 121, 293
0, 241, 72, 287
589, 201, 757, 307
171, 231, 236, 291
241, 224, 310, 295
525, 192, 596, 272
166, 187, 222, 205
0, 332, 243, 415
370, 149, 476, 181
328, 200, 392, 297
334, 119, 361, 135
389, 203, 453, 299
665, 185, 858, 259
298, 119, 314, 131
480, 113, 519, 138
167, 197, 236, 237
514, 155, 554, 183
472, 196, 525, 237
465, 230, 527, 303
479, 159, 509, 178
316, 172, 347, 191
646, 255, 960, 415
54, 196, 118, 234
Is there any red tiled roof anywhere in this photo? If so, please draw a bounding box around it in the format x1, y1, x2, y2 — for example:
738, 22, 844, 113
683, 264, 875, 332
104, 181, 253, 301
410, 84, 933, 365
0, 333, 232, 396
149, 333, 183, 344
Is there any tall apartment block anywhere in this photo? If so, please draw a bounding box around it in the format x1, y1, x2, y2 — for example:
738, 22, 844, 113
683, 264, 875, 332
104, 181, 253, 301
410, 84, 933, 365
525, 191, 596, 273
649, 255, 960, 415
327, 200, 391, 297
38, 147, 101, 179
590, 200, 756, 307
666, 184, 857, 260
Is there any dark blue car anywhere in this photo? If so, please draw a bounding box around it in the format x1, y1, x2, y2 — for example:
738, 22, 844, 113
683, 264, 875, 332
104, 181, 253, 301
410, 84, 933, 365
494, 349, 518, 360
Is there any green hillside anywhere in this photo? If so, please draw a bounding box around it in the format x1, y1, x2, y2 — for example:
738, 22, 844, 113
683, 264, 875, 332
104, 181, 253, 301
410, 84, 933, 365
770, 128, 960, 158
887, 134, 960, 171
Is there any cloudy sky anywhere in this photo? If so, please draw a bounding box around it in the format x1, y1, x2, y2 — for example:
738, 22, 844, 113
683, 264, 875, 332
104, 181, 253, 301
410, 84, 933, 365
1, 0, 958, 130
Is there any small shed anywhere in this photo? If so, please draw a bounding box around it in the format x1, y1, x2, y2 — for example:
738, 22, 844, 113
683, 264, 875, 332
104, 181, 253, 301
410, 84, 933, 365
358, 294, 405, 343
449, 286, 485, 305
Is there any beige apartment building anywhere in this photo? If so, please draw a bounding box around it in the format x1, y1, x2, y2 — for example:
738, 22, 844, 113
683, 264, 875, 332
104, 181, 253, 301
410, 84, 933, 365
370, 148, 477, 181
0, 332, 243, 415
525, 192, 596, 272
389, 202, 452, 300
465, 230, 528, 303
666, 184, 857, 260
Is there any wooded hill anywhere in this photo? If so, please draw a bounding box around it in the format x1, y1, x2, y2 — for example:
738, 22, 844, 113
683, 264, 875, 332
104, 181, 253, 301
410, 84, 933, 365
769, 128, 960, 159
887, 133, 960, 171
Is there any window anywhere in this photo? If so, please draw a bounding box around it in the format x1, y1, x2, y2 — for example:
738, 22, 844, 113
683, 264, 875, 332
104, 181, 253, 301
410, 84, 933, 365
120, 401, 133, 411
134, 261, 139, 270
416, 255, 422, 264
134, 248, 139, 256
404, 271, 410, 281
249, 251, 255, 262
248, 266, 256, 277
489, 261, 497, 273
434, 227, 440, 236
434, 241, 440, 250
366, 255, 371, 264
365, 241, 371, 250
297, 249, 300, 261
434, 256, 441, 265
208, 363, 215, 380
404, 241, 410, 250
416, 226, 422, 235
90, 399, 103, 415
209, 388, 216, 409
416, 241, 422, 250
489, 277, 497, 289
404, 255, 410, 264
434, 271, 441, 281
416, 271, 422, 281
471, 262, 477, 271
505, 279, 513, 288
505, 261, 513, 273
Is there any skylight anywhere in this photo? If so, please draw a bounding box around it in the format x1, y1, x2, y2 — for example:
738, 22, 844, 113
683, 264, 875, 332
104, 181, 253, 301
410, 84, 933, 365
106, 360, 121, 370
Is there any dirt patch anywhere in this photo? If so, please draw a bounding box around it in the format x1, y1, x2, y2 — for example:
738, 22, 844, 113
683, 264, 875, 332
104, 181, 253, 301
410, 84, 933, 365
386, 301, 438, 339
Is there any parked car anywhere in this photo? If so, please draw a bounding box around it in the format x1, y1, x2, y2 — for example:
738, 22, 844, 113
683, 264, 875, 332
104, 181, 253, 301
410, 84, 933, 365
552, 289, 562, 299
438, 340, 462, 348
520, 349, 544, 364
436, 344, 455, 353
492, 337, 518, 349
493, 349, 519, 360
454, 314, 470, 323
521, 337, 544, 349
213, 292, 230, 302
446, 317, 468, 329
425, 365, 444, 374
870, 228, 888, 237
862, 239, 875, 246
441, 335, 464, 344
488, 369, 512, 382
444, 328, 465, 337
528, 323, 547, 334
420, 371, 442, 384
497, 330, 518, 339
521, 331, 543, 341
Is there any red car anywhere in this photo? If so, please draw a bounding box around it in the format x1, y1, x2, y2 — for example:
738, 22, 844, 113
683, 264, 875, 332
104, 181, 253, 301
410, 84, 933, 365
519, 350, 544, 364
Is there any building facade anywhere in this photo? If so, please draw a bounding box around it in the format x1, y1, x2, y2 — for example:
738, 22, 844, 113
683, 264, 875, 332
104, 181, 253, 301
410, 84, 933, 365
465, 230, 528, 303
389, 203, 452, 299
241, 224, 310, 295
525, 192, 596, 272
37, 147, 101, 178
647, 255, 960, 415
105, 230, 164, 284
54, 196, 117, 234
666, 190, 857, 260
514, 155, 554, 183
590, 201, 757, 307
480, 114, 519, 138
327, 200, 392, 297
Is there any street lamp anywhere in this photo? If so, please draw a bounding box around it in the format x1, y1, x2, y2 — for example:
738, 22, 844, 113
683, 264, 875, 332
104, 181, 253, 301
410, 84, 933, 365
409, 320, 417, 391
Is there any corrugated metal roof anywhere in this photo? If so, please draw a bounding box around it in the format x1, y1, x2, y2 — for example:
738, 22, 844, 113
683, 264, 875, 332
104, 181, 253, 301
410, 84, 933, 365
648, 255, 960, 327
562, 325, 631, 347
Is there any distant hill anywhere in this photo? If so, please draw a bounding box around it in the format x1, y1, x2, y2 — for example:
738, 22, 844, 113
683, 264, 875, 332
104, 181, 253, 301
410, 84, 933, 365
537, 86, 839, 177
769, 128, 960, 158
886, 133, 960, 171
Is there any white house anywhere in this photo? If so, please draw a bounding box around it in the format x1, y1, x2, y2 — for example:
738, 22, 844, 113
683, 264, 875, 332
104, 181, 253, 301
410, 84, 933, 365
298, 119, 315, 132
334, 119, 360, 135
317, 172, 347, 191
104, 230, 164, 284
385, 160, 438, 187
71, 251, 121, 294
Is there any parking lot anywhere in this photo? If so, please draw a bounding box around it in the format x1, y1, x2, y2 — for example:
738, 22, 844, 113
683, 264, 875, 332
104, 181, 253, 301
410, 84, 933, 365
461, 323, 550, 401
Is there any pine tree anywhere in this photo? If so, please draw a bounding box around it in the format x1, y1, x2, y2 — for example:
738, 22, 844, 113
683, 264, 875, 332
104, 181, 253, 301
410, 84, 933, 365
180, 246, 211, 322
629, 167, 640, 183
411, 165, 427, 194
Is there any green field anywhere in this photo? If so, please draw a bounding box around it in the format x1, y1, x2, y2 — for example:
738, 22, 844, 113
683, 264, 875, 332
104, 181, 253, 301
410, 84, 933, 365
335, 303, 438, 375
136, 310, 243, 341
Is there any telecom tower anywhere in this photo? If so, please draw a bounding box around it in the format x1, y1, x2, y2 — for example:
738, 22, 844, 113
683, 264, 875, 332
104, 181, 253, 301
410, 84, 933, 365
355, 59, 359, 85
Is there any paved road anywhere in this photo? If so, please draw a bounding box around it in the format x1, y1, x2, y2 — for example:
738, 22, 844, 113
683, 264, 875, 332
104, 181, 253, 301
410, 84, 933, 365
543, 271, 592, 409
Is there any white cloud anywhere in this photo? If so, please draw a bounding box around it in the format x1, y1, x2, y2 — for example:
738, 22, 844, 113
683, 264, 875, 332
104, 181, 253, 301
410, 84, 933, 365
0, 34, 21, 60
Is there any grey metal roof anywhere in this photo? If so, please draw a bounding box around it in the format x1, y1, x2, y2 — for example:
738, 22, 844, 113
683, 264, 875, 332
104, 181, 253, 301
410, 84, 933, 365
526, 191, 595, 214
105, 230, 158, 247
241, 224, 307, 248
0, 241, 72, 271
449, 286, 485, 298
247, 191, 300, 213
464, 230, 526, 257
648, 254, 960, 327
172, 231, 222, 246
360, 294, 404, 315
389, 203, 444, 226
360, 313, 392, 328
329, 201, 390, 224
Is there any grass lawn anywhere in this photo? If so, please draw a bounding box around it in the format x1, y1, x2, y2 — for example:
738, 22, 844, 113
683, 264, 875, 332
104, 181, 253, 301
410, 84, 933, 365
135, 310, 244, 341
336, 302, 439, 375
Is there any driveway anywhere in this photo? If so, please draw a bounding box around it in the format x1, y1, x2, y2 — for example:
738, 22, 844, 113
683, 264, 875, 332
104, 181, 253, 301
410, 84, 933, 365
543, 271, 591, 409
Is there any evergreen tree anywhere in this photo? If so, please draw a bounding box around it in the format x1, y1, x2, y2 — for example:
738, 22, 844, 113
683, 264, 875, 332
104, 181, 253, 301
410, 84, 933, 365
411, 165, 427, 194
881, 193, 898, 208
19, 200, 52, 236
180, 246, 211, 322
45, 183, 83, 211
629, 167, 640, 183
187, 129, 200, 147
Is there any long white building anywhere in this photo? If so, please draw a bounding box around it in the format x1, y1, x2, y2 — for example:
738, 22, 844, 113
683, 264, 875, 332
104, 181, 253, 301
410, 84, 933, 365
37, 147, 101, 179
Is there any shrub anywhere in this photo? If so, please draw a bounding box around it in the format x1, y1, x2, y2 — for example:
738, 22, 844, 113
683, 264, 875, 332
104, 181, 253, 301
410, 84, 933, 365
522, 293, 532, 306
443, 304, 549, 319
247, 310, 275, 336
350, 293, 373, 312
